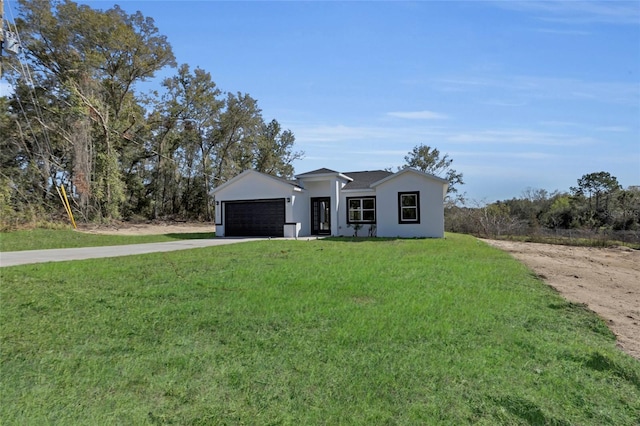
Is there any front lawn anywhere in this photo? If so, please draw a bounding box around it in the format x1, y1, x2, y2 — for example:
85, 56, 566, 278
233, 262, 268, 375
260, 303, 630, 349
1, 234, 638, 424
0, 228, 216, 252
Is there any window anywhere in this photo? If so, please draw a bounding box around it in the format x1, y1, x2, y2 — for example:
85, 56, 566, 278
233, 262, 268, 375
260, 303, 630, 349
347, 197, 376, 223
399, 192, 420, 223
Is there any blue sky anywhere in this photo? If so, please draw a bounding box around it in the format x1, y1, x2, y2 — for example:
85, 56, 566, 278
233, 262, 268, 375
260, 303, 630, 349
4, 1, 639, 202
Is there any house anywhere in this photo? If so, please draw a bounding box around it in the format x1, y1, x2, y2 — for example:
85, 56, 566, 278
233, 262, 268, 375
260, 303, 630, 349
212, 167, 448, 238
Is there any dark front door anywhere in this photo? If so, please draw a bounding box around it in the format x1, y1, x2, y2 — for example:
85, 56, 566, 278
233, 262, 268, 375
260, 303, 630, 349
311, 197, 331, 235
225, 199, 285, 237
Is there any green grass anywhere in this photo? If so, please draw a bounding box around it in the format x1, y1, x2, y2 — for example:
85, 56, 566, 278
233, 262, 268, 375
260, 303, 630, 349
1, 234, 638, 424
0, 228, 216, 252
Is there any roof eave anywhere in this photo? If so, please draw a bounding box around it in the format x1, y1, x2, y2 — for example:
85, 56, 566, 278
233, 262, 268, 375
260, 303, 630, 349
341, 188, 376, 193
212, 169, 302, 194
370, 168, 449, 187
295, 172, 353, 182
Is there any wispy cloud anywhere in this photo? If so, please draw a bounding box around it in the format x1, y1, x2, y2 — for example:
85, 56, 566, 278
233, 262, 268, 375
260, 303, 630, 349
535, 28, 590, 36
434, 75, 639, 106
539, 120, 582, 127
288, 120, 601, 153
539, 122, 633, 134
450, 151, 555, 160
445, 129, 597, 147
291, 124, 396, 143
288, 123, 447, 145
478, 99, 528, 107
387, 110, 449, 120
595, 126, 630, 132
349, 149, 409, 157
494, 1, 640, 25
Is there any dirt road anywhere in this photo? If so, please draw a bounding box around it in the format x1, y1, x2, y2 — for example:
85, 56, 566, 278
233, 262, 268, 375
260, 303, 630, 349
483, 239, 640, 360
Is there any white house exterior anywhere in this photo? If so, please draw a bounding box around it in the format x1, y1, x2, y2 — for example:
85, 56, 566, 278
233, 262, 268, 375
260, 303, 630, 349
212, 168, 448, 238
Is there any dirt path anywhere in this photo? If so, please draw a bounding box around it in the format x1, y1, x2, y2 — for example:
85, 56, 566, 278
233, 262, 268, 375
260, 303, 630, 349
483, 239, 640, 360
78, 222, 215, 236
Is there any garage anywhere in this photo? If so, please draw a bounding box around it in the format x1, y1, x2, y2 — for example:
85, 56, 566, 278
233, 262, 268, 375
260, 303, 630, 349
224, 199, 285, 237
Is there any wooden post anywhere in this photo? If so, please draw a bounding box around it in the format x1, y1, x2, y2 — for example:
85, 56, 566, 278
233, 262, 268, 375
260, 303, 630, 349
1, 0, 4, 77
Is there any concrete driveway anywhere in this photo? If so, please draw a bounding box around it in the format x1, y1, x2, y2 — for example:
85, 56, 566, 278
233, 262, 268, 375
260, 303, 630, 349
0, 238, 264, 267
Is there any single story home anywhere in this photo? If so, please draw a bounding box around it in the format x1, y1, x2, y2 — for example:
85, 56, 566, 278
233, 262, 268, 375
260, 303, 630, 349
212, 167, 448, 238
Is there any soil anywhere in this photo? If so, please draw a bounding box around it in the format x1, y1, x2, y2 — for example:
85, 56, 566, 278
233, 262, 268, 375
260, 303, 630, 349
483, 239, 640, 360
77, 221, 216, 236
78, 223, 640, 359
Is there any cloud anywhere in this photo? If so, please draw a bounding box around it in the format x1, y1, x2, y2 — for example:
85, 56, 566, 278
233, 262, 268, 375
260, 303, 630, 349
349, 149, 409, 157
539, 121, 582, 127
539, 122, 633, 134
535, 28, 590, 36
478, 99, 528, 107
445, 129, 597, 146
287, 119, 605, 153
434, 75, 639, 106
288, 123, 448, 145
387, 110, 449, 120
595, 126, 630, 132
494, 1, 640, 25
292, 124, 393, 143
450, 151, 556, 160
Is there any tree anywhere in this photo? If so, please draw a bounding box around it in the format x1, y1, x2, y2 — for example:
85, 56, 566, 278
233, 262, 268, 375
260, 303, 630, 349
212, 92, 263, 183
13, 0, 175, 220
148, 64, 224, 220
253, 119, 304, 179
403, 144, 464, 197
570, 171, 621, 228
2, 0, 301, 226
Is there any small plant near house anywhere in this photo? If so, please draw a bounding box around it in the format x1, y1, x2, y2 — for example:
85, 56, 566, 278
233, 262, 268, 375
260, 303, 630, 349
347, 223, 363, 236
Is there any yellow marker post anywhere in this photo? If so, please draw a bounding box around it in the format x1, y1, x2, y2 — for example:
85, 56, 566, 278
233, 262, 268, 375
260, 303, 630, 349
60, 185, 77, 229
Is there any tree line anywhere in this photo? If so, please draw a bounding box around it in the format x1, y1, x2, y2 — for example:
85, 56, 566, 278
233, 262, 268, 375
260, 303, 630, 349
1, 0, 302, 229
446, 171, 640, 243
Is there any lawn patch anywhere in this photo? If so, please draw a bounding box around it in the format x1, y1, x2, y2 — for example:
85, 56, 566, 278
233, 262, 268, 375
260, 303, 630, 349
1, 234, 638, 424
0, 228, 215, 251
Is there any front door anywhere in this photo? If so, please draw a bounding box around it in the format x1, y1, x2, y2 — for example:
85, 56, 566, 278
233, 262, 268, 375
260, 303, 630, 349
311, 197, 331, 235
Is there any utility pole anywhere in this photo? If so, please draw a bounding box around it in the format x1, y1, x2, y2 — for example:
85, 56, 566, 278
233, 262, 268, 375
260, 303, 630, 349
1, 0, 4, 77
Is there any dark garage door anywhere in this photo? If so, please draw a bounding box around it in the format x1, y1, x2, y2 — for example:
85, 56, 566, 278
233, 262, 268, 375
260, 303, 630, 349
224, 199, 285, 237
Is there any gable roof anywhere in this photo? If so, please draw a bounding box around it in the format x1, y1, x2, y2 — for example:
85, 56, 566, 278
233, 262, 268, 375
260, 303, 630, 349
342, 170, 394, 190
296, 168, 340, 176
212, 169, 302, 194
295, 168, 353, 182
370, 168, 449, 196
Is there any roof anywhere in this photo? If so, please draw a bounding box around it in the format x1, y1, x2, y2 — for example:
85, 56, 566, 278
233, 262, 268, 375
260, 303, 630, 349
370, 168, 449, 187
212, 169, 302, 194
272, 175, 302, 188
295, 168, 340, 177
342, 170, 394, 190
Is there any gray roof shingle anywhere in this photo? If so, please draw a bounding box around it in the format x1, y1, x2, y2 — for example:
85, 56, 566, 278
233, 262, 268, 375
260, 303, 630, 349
342, 170, 394, 190
296, 168, 340, 177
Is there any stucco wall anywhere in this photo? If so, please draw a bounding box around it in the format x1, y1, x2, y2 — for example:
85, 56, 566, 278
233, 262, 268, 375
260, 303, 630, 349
300, 178, 343, 236
337, 190, 377, 237
374, 173, 445, 238
212, 169, 445, 239
290, 192, 310, 237
213, 172, 300, 237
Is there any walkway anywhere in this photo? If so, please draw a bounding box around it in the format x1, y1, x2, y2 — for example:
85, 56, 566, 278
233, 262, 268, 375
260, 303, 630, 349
0, 238, 263, 267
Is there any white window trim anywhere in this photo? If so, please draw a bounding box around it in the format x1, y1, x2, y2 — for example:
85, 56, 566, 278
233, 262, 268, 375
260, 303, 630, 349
399, 192, 420, 224
347, 196, 376, 224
